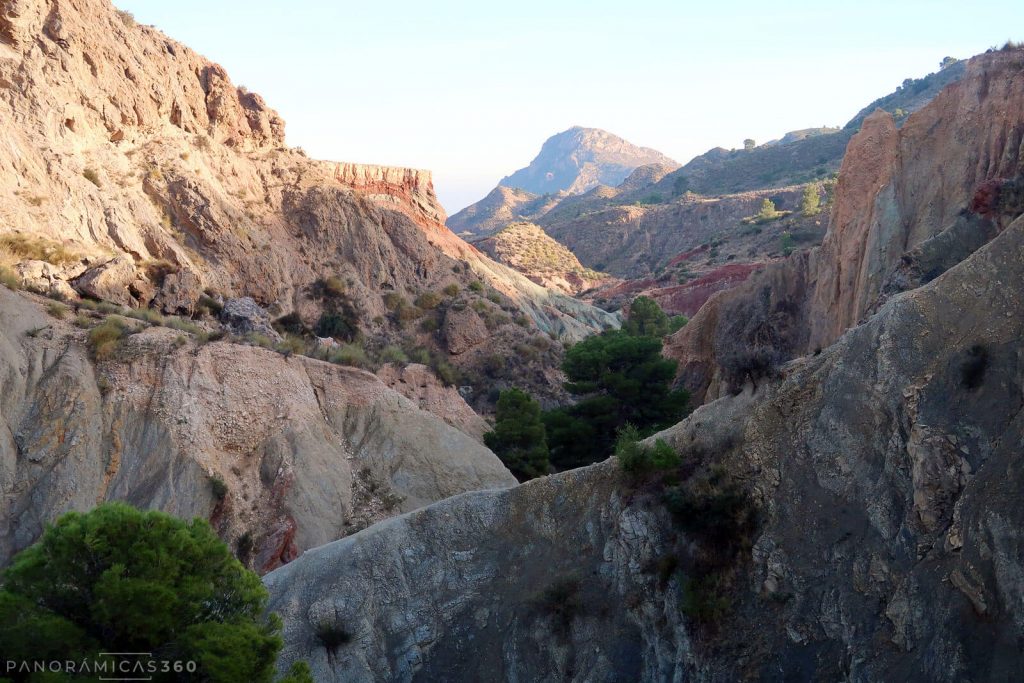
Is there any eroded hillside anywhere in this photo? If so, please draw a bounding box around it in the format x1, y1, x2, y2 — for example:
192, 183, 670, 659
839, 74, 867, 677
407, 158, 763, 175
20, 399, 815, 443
0, 0, 617, 408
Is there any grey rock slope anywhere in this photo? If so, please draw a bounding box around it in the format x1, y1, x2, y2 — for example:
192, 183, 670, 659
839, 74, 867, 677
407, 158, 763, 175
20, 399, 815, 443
0, 290, 515, 572
266, 208, 1024, 680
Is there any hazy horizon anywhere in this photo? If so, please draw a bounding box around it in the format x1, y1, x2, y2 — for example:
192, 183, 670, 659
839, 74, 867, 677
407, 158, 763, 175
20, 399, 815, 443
114, 0, 1023, 214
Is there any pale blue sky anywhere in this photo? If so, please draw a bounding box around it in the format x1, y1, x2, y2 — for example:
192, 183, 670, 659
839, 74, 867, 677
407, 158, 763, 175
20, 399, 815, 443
116, 0, 1022, 213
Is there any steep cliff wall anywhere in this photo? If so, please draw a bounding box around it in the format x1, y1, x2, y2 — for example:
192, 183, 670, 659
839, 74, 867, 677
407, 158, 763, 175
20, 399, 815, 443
667, 48, 1024, 403
0, 288, 516, 572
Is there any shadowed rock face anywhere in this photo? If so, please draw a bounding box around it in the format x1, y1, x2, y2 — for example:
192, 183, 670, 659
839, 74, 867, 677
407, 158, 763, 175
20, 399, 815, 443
666, 48, 1024, 404
266, 205, 1024, 682
0, 289, 516, 572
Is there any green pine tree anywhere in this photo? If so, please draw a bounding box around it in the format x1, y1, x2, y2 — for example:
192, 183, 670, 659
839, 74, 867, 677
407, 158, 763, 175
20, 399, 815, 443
484, 388, 551, 481
0, 503, 312, 683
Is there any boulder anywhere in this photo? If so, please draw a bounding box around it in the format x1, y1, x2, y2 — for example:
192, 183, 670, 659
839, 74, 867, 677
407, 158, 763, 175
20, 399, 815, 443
219, 297, 281, 340
152, 269, 203, 315
442, 306, 488, 355
15, 259, 83, 300
72, 254, 140, 306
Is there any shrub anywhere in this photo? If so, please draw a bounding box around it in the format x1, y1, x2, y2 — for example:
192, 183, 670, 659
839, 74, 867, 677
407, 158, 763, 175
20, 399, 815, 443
378, 345, 408, 364
431, 357, 459, 386
615, 426, 680, 477
115, 8, 136, 26
209, 475, 229, 501
680, 574, 731, 624
800, 183, 821, 216
384, 293, 420, 323
406, 346, 432, 366
0, 234, 80, 266
328, 343, 372, 369
481, 353, 506, 377
0, 503, 309, 682
961, 345, 989, 390
46, 302, 68, 319
484, 389, 550, 481
236, 531, 254, 564
780, 231, 795, 256
419, 316, 439, 333
274, 334, 307, 356
246, 333, 276, 349
87, 318, 131, 360
468, 280, 484, 293
96, 301, 123, 315
442, 283, 460, 297
316, 311, 358, 341
82, 168, 102, 188
414, 291, 442, 310
486, 291, 502, 304
124, 307, 164, 325
0, 266, 19, 290
662, 468, 756, 546
164, 316, 205, 337
196, 295, 224, 316
142, 258, 178, 286
318, 276, 346, 299
274, 312, 307, 337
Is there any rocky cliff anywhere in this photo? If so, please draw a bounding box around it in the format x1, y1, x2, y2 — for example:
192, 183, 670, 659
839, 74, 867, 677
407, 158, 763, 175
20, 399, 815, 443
0, 0, 614, 343
266, 175, 1024, 682
667, 48, 1024, 403
500, 126, 678, 197
0, 287, 516, 573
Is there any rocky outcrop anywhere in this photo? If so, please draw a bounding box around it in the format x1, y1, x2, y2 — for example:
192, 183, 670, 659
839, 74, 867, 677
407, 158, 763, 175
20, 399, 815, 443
808, 49, 1024, 349
667, 48, 1024, 403
441, 306, 488, 355
499, 126, 677, 197
266, 200, 1024, 682
219, 297, 280, 340
376, 363, 490, 442
0, 289, 516, 571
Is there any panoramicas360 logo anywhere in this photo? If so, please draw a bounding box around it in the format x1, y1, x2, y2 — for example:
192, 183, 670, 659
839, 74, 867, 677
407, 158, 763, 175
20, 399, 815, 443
3, 653, 197, 680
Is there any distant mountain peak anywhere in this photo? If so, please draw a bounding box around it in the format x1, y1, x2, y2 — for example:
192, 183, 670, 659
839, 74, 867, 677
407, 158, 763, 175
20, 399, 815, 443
499, 127, 677, 196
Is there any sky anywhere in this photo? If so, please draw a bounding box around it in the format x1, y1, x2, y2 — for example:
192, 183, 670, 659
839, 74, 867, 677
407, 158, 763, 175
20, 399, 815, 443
116, 1, 1023, 214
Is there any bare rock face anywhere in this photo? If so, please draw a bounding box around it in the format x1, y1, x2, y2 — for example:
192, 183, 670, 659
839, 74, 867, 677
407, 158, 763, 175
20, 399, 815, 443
667, 48, 1024, 404
0, 289, 516, 572
266, 205, 1024, 682
441, 306, 488, 355
376, 363, 490, 442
